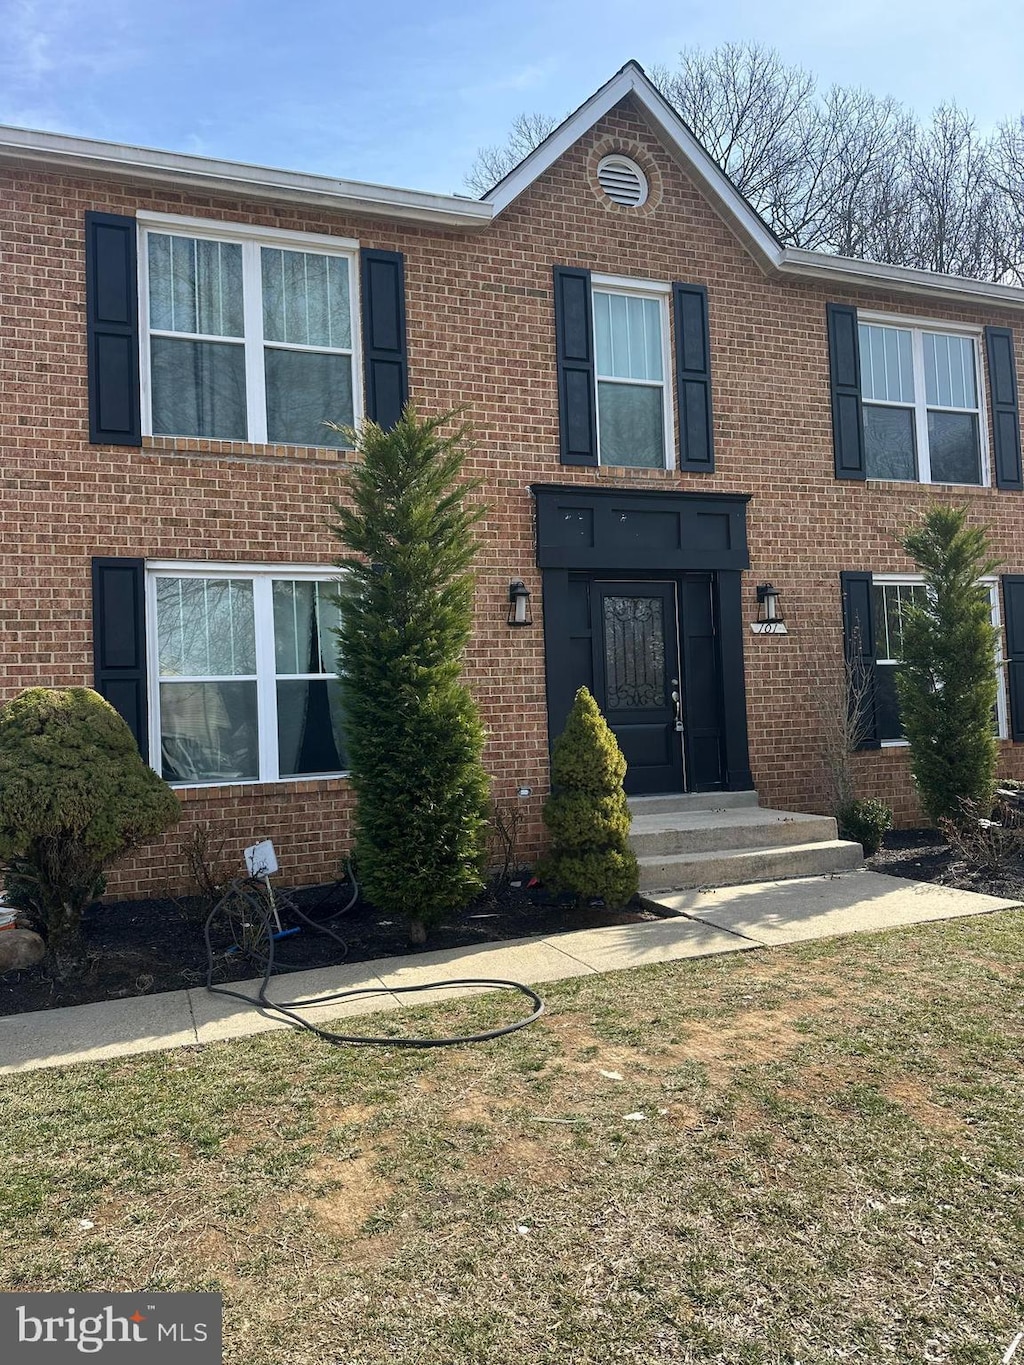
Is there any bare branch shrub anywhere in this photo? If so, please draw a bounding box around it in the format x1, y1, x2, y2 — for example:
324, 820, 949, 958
174, 820, 241, 922
814, 627, 875, 816
486, 798, 525, 893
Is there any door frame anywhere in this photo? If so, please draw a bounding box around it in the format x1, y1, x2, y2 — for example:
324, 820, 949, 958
533, 484, 753, 793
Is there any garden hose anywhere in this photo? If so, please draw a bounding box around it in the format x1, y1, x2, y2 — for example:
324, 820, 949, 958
203, 876, 544, 1048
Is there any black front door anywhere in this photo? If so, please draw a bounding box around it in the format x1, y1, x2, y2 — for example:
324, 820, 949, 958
593, 581, 683, 795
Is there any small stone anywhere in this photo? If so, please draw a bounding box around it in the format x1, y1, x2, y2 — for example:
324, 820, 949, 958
0, 929, 46, 972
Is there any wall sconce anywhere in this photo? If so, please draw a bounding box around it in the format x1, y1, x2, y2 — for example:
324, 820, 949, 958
751, 582, 788, 635
508, 579, 533, 627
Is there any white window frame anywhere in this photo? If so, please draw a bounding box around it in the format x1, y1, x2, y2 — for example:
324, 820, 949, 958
873, 572, 1007, 746
145, 561, 347, 787
858, 311, 990, 487
137, 211, 363, 447
591, 274, 674, 470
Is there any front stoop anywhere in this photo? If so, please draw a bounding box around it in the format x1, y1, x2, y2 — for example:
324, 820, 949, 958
628, 794, 863, 892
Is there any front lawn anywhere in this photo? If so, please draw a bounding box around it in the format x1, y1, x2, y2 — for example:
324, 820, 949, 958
2, 911, 1022, 1364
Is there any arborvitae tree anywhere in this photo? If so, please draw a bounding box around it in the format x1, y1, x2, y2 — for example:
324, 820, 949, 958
330, 408, 489, 945
539, 687, 639, 909
896, 506, 1000, 825
0, 687, 181, 970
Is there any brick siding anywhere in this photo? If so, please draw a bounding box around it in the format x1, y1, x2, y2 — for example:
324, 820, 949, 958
3, 93, 1024, 898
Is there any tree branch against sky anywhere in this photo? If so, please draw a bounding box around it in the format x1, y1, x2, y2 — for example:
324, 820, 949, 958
465, 42, 1024, 284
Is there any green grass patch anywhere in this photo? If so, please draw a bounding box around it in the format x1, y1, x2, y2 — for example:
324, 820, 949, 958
2, 911, 1023, 1362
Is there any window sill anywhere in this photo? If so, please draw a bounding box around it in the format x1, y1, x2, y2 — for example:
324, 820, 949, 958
143, 435, 355, 464
864, 477, 987, 490
171, 773, 351, 798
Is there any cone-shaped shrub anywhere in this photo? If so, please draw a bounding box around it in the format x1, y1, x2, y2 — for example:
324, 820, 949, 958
0, 687, 181, 967
539, 687, 639, 908
330, 407, 490, 944
896, 505, 1000, 826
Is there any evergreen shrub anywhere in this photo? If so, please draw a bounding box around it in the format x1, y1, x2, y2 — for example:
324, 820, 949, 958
0, 687, 181, 967
539, 687, 639, 908
837, 797, 892, 855
896, 506, 1000, 826
330, 408, 489, 944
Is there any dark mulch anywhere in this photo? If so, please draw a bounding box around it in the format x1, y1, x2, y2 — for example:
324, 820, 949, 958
867, 826, 1024, 901
0, 879, 667, 1017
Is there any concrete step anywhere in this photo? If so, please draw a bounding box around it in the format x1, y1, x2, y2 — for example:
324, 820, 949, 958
627, 790, 759, 816
629, 807, 838, 857
637, 839, 864, 892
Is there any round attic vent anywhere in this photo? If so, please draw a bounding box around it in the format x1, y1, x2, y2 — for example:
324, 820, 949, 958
597, 154, 649, 207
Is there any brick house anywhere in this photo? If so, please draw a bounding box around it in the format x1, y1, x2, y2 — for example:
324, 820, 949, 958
4, 60, 1024, 898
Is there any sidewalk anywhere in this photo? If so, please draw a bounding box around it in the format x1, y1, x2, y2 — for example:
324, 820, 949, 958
0, 869, 1018, 1074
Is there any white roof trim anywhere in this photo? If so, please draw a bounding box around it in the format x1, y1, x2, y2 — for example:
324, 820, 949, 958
776, 247, 1024, 308
2, 68, 1024, 311
484, 60, 1024, 312
0, 125, 491, 228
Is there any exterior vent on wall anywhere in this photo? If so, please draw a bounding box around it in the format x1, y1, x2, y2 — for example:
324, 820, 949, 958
596, 155, 649, 207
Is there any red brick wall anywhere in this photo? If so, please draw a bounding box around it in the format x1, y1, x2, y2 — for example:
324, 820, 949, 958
4, 93, 1024, 899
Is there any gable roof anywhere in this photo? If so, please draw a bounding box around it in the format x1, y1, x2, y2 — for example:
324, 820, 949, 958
0, 63, 1021, 309
483, 60, 1024, 312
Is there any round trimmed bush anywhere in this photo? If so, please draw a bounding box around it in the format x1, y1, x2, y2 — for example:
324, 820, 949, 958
0, 687, 181, 968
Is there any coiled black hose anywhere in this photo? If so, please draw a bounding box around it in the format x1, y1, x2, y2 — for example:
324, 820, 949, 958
203, 875, 544, 1048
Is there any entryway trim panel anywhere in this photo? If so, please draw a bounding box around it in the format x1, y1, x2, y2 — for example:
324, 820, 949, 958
531, 483, 750, 572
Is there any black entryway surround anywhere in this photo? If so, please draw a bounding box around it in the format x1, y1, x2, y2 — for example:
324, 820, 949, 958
532, 484, 754, 794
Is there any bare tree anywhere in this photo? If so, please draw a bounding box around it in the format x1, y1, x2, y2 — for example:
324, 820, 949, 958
466, 41, 1024, 284
466, 112, 562, 196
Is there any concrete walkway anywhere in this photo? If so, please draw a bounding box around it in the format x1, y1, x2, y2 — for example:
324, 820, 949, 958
0, 869, 1018, 1075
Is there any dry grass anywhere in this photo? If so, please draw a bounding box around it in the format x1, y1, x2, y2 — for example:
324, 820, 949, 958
2, 910, 1023, 1363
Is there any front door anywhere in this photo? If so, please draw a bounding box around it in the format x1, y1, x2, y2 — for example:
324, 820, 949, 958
593, 581, 683, 795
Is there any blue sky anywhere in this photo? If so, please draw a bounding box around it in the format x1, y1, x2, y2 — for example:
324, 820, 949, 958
2, 0, 1022, 195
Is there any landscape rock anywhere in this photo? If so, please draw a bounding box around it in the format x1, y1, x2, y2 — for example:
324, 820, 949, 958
0, 929, 46, 972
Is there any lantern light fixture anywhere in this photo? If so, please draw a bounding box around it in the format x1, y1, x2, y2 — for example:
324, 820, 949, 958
508, 578, 533, 627
752, 582, 788, 634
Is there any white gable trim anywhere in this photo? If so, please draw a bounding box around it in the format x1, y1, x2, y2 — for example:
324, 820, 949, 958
485, 63, 782, 268
483, 60, 1024, 312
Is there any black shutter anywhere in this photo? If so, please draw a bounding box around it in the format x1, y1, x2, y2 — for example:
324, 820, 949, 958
1002, 575, 1024, 740
985, 327, 1023, 490
360, 249, 408, 430
553, 266, 597, 466
92, 557, 148, 759
827, 303, 866, 480
85, 211, 141, 446
840, 571, 880, 749
673, 282, 714, 472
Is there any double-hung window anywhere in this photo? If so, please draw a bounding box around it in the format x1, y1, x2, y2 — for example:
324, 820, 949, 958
142, 216, 359, 447
592, 279, 672, 468
859, 319, 985, 485
872, 575, 1006, 743
148, 565, 346, 785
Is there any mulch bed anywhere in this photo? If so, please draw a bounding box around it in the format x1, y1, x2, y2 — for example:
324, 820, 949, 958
7, 828, 1022, 1018
0, 879, 667, 1017
867, 827, 1024, 900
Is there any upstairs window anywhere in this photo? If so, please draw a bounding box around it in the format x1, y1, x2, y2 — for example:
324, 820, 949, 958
592, 281, 672, 468
142, 220, 358, 447
859, 321, 985, 485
